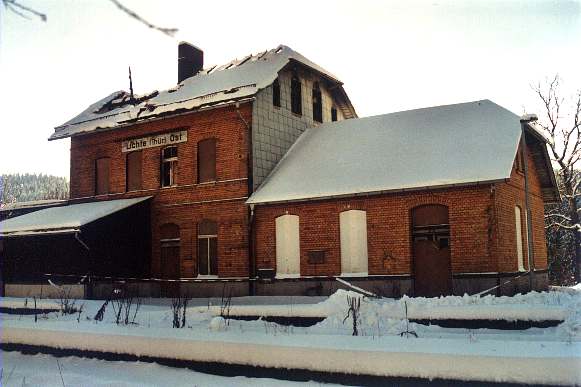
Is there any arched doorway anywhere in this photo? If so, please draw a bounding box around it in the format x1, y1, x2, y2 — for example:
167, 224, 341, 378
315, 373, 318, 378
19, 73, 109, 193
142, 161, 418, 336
412, 205, 452, 297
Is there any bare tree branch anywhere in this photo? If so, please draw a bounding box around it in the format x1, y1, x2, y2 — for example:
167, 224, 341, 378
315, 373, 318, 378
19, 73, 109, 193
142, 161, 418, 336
2, 0, 46, 21
109, 0, 178, 37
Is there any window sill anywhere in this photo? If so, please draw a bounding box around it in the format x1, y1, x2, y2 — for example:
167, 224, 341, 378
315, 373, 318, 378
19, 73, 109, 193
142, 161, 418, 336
275, 274, 300, 279
197, 180, 217, 186
340, 272, 369, 278
197, 275, 218, 279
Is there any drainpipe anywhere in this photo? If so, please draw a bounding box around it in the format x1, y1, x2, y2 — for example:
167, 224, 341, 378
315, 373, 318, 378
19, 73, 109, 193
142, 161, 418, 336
520, 116, 537, 291
235, 102, 256, 295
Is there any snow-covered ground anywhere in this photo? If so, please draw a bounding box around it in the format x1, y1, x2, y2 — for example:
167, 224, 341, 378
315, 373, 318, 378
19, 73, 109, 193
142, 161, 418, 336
1, 286, 581, 385
0, 350, 329, 387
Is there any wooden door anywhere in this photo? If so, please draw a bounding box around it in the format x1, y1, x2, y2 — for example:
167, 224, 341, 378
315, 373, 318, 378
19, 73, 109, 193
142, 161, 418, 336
160, 245, 180, 297
412, 205, 452, 297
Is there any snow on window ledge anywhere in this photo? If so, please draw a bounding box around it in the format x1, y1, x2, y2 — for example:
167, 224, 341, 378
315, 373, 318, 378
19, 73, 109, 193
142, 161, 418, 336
275, 274, 301, 279
340, 272, 369, 278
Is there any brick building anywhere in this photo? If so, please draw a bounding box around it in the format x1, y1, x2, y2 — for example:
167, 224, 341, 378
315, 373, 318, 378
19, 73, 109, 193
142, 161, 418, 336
248, 101, 559, 296
0, 43, 558, 298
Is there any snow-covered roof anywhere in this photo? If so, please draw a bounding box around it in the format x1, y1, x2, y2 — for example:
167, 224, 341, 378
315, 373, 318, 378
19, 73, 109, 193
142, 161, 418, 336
247, 100, 558, 205
0, 196, 150, 237
51, 45, 356, 140
0, 199, 66, 212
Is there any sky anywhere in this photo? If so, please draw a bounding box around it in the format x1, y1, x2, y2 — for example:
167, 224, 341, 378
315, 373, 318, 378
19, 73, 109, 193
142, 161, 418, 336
0, 0, 580, 178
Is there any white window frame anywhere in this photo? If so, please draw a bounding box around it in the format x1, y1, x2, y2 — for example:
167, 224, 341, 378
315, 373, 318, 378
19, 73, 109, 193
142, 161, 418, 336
515, 206, 525, 272
340, 210, 369, 276
275, 214, 300, 278
197, 233, 218, 277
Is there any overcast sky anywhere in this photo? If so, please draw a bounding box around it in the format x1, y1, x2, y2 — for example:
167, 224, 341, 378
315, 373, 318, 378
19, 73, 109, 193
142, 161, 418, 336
0, 0, 580, 178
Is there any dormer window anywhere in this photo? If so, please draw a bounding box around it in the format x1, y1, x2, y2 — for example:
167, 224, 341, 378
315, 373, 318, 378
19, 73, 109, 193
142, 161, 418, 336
291, 73, 302, 115
273, 78, 281, 107
312, 82, 322, 123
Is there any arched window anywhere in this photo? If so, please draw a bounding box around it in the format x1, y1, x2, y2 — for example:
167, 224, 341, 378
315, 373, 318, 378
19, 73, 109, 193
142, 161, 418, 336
160, 223, 180, 279
95, 157, 110, 195
275, 214, 300, 278
197, 138, 216, 183
312, 82, 322, 123
272, 77, 281, 107
515, 206, 525, 271
198, 219, 218, 276
290, 73, 302, 115
340, 210, 368, 276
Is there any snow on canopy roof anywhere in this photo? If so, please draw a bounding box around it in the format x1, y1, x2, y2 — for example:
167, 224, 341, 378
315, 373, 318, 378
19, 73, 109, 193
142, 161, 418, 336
247, 100, 531, 205
0, 196, 150, 237
0, 199, 66, 212
51, 45, 352, 140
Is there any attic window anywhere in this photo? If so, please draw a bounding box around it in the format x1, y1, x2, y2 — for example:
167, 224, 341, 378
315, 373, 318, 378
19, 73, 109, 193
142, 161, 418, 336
515, 146, 525, 173
273, 78, 281, 107
312, 82, 322, 123
331, 107, 338, 122
291, 73, 302, 115
275, 46, 283, 54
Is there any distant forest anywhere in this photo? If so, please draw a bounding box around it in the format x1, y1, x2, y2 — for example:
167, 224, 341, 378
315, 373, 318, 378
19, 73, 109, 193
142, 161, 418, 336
0, 173, 69, 204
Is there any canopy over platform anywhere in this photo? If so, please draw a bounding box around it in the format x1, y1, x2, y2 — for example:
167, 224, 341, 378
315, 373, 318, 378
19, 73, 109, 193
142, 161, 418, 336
0, 197, 151, 237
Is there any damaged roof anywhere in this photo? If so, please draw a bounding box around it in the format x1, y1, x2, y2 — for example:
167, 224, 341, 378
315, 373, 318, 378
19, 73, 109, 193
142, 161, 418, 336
247, 100, 560, 205
51, 45, 356, 140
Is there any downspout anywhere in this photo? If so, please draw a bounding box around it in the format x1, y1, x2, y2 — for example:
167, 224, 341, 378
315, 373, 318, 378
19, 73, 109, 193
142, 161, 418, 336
520, 118, 537, 291
235, 102, 256, 295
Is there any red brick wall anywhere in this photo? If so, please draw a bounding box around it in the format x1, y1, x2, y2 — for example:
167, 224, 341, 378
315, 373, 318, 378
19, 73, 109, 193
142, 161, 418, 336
254, 142, 551, 277
69, 103, 252, 278
254, 186, 496, 276
493, 141, 548, 272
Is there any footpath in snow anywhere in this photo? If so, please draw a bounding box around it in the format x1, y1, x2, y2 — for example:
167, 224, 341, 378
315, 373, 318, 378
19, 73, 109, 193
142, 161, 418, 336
1, 286, 581, 385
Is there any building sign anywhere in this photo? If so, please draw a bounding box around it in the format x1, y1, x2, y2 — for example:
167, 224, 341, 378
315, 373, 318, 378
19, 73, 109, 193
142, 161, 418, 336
122, 130, 188, 153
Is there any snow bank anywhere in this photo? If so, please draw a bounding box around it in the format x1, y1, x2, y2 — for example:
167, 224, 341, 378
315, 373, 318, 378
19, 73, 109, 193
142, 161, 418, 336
2, 324, 579, 385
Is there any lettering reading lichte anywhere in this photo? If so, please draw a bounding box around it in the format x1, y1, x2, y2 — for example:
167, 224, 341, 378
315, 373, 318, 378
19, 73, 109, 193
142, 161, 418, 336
122, 130, 187, 152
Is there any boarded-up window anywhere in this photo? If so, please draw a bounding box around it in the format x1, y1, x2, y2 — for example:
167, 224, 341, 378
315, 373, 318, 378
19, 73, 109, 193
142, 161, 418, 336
275, 214, 300, 278
272, 77, 281, 107
198, 138, 216, 183
291, 74, 302, 115
161, 146, 178, 187
515, 206, 525, 271
331, 107, 338, 122
95, 157, 110, 195
312, 82, 322, 123
126, 151, 142, 191
340, 210, 368, 275
160, 223, 180, 279
198, 220, 218, 276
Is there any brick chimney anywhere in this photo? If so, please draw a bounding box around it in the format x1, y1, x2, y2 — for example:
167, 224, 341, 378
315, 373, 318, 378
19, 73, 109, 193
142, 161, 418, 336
178, 42, 203, 84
